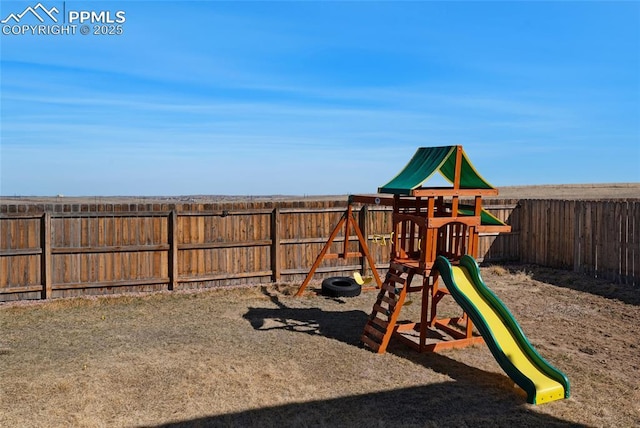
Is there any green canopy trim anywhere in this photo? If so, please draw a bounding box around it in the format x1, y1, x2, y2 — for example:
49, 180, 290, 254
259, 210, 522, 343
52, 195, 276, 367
457, 205, 506, 227
440, 148, 495, 190
379, 146, 494, 195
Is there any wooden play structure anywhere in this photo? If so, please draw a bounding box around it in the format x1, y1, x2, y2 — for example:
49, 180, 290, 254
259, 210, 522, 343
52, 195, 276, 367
296, 145, 511, 353
294, 146, 573, 405
295, 202, 384, 295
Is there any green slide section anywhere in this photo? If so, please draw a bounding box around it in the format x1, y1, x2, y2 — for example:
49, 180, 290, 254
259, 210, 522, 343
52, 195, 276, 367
434, 255, 570, 405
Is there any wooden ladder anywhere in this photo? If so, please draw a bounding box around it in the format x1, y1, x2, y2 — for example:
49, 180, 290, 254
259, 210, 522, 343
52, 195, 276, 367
361, 262, 416, 354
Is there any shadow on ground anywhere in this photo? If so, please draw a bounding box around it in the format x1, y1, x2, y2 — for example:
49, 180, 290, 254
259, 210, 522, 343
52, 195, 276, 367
242, 287, 368, 346
149, 381, 584, 427
147, 288, 585, 428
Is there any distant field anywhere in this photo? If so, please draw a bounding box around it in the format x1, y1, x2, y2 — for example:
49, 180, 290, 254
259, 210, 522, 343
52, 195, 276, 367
492, 183, 640, 200
1, 183, 639, 205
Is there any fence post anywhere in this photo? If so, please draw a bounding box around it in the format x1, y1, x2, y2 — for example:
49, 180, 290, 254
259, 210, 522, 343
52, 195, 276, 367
573, 202, 582, 274
359, 205, 369, 274
41, 212, 52, 299
271, 207, 281, 282
168, 210, 178, 290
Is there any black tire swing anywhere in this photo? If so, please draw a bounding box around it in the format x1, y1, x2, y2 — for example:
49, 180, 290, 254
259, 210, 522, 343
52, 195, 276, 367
321, 277, 361, 298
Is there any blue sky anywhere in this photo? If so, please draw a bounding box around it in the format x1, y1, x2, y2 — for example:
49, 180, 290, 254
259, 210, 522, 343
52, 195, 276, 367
1, 1, 639, 196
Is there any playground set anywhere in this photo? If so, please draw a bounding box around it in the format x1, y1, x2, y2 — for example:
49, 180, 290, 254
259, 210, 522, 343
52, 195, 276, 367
295, 145, 570, 405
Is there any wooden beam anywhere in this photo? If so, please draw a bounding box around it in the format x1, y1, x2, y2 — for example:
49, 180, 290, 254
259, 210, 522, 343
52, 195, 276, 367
453, 145, 463, 190
296, 203, 385, 295
52, 211, 170, 218
53, 278, 170, 290
168, 210, 178, 291
410, 188, 499, 197
52, 244, 171, 254
343, 205, 352, 256
179, 241, 271, 250
351, 207, 383, 287
0, 248, 43, 257
349, 195, 395, 206
41, 212, 52, 299
283, 265, 363, 275
271, 207, 281, 282
359, 205, 369, 275
322, 252, 363, 260
281, 236, 361, 245
428, 216, 481, 228
295, 214, 347, 296
180, 271, 272, 282
478, 225, 512, 233
0, 285, 46, 295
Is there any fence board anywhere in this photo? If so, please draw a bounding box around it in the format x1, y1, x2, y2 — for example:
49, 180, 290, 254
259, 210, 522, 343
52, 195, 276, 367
1, 198, 638, 301
631, 202, 635, 281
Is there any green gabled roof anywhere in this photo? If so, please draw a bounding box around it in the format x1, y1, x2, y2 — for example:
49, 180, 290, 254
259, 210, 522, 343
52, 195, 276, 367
458, 205, 506, 227
378, 146, 494, 195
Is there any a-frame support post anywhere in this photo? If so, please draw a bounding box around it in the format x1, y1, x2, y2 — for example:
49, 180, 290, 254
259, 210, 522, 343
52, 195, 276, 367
295, 204, 382, 296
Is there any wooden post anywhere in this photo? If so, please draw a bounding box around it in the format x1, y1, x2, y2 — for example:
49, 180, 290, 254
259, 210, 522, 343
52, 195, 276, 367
343, 204, 352, 257
359, 205, 368, 275
271, 207, 281, 282
471, 195, 482, 257
573, 202, 583, 274
295, 214, 347, 296
391, 195, 400, 258
296, 204, 383, 296
426, 197, 437, 264
168, 210, 178, 290
41, 212, 52, 299
453, 145, 463, 189
351, 211, 383, 288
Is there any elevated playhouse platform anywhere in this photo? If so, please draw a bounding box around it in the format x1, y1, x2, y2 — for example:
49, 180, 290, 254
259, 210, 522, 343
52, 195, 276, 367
361, 145, 511, 353
298, 145, 511, 352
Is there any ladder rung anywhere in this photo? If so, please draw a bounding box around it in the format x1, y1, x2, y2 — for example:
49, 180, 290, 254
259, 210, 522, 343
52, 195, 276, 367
386, 273, 406, 285
370, 315, 389, 329
389, 262, 409, 272
364, 324, 385, 339
381, 295, 397, 307
380, 282, 396, 296
361, 335, 381, 351
372, 303, 391, 315
361, 257, 419, 354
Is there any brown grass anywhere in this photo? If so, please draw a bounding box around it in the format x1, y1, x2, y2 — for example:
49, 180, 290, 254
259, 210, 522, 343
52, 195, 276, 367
1, 267, 639, 427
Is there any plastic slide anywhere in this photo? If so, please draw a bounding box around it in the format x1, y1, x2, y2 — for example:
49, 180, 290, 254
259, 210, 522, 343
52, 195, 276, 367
434, 255, 570, 405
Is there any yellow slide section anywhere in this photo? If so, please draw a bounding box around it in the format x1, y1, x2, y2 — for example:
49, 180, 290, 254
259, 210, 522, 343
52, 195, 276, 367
436, 255, 569, 404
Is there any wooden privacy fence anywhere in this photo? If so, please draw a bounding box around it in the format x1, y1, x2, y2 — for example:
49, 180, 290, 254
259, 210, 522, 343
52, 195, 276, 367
0, 199, 515, 301
518, 199, 639, 286
0, 198, 637, 301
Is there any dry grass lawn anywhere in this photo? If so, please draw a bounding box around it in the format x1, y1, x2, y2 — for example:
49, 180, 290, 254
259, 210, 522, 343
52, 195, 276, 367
1, 265, 639, 427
